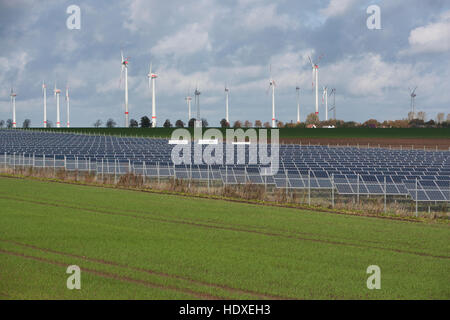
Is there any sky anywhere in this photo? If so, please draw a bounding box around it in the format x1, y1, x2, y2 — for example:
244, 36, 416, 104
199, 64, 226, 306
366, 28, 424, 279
0, 0, 449, 127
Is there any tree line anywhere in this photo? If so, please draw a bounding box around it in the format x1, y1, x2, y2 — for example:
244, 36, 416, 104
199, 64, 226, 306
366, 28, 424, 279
2, 112, 449, 129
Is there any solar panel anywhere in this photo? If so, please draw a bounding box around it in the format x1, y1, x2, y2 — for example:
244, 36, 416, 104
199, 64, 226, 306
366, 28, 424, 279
1, 130, 448, 202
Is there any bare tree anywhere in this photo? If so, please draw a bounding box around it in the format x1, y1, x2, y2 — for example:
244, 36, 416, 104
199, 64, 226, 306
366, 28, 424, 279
263, 121, 271, 128
129, 119, 139, 128
244, 120, 252, 128
106, 118, 116, 128
22, 119, 31, 128
254, 120, 262, 128
233, 120, 242, 128
94, 119, 102, 128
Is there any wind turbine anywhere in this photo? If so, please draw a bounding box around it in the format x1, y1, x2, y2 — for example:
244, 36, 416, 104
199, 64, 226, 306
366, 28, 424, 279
185, 87, 192, 122
409, 86, 417, 119
147, 61, 158, 128
322, 86, 328, 121
65, 85, 70, 128
10, 88, 17, 128
121, 50, 129, 127
54, 83, 61, 128
225, 85, 229, 125
194, 85, 201, 127
296, 86, 300, 123
42, 81, 47, 128
267, 65, 276, 128
329, 88, 336, 120
308, 54, 323, 118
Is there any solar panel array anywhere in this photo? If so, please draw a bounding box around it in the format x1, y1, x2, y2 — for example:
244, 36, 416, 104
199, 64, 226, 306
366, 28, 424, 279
1, 130, 449, 202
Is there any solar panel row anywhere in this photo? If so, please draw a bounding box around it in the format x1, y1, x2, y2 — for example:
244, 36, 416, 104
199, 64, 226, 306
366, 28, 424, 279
1, 130, 449, 202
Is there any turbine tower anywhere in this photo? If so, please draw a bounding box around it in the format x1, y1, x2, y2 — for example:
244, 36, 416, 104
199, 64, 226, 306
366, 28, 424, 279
308, 54, 323, 118
225, 85, 229, 125
42, 81, 47, 128
65, 85, 70, 128
121, 50, 129, 127
185, 88, 192, 122
268, 66, 276, 128
194, 85, 201, 128
409, 87, 417, 119
147, 62, 158, 128
296, 86, 300, 123
329, 88, 336, 120
322, 86, 328, 121
54, 83, 61, 128
10, 88, 17, 128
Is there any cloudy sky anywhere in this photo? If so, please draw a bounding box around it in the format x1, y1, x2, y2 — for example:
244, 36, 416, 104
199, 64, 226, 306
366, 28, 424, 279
0, 0, 449, 127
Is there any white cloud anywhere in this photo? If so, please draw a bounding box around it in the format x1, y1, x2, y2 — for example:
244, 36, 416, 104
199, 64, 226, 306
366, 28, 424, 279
240, 4, 299, 31
122, 0, 157, 32
322, 53, 442, 100
402, 11, 450, 54
0, 51, 31, 90
151, 23, 212, 57
320, 0, 358, 18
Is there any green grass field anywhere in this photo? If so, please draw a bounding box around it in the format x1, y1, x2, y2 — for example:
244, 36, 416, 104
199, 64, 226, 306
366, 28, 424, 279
26, 127, 450, 139
0, 177, 449, 299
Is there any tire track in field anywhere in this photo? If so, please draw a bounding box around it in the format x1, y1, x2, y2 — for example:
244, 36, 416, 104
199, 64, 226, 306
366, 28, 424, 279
1, 195, 449, 260
0, 249, 223, 300
0, 239, 290, 300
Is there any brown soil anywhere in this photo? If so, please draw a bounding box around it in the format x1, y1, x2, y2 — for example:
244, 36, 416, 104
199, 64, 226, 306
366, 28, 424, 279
279, 137, 450, 150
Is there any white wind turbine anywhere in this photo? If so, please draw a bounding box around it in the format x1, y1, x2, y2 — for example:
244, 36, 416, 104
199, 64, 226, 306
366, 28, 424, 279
409, 86, 417, 119
296, 86, 300, 123
147, 61, 158, 128
185, 87, 192, 122
329, 88, 336, 120
194, 84, 201, 128
54, 83, 61, 128
267, 65, 276, 128
10, 88, 17, 128
65, 85, 70, 128
225, 84, 230, 125
120, 50, 129, 127
42, 81, 47, 128
308, 54, 323, 118
322, 86, 328, 121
